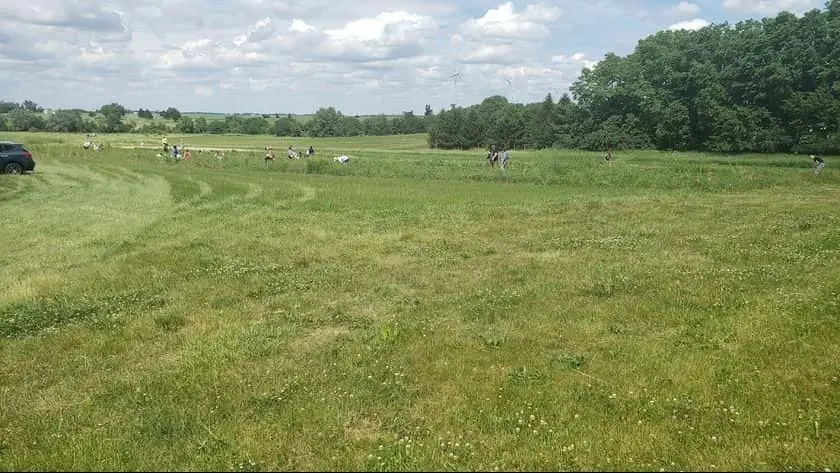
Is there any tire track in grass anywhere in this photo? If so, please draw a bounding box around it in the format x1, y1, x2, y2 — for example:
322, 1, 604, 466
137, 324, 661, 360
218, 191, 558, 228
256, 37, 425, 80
0, 161, 174, 302
0, 172, 33, 202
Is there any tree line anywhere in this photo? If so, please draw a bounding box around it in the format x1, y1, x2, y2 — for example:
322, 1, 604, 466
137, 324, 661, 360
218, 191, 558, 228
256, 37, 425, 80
430, 0, 840, 153
2, 1, 838, 153
0, 102, 433, 138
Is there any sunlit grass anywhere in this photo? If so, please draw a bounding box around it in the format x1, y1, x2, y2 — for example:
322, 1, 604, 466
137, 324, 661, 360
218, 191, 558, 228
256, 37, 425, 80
0, 133, 838, 471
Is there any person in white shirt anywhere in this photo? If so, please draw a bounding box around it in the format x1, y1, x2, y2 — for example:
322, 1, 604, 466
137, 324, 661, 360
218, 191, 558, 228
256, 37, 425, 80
811, 154, 825, 175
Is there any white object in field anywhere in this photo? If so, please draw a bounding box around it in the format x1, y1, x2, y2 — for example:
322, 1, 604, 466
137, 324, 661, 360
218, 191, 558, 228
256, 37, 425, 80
334, 155, 350, 164
82, 141, 91, 149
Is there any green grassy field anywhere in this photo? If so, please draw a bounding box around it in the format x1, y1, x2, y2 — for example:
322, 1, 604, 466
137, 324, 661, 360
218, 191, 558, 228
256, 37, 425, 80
1, 132, 838, 471
10, 132, 431, 153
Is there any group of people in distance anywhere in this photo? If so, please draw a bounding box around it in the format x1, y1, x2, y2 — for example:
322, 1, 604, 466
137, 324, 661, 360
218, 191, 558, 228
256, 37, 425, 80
82, 133, 104, 152
159, 136, 191, 160
264, 145, 315, 165
486, 145, 511, 169
145, 134, 828, 175
483, 146, 829, 174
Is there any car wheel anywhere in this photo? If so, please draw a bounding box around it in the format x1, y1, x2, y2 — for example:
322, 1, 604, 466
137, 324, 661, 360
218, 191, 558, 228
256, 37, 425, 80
3, 162, 24, 175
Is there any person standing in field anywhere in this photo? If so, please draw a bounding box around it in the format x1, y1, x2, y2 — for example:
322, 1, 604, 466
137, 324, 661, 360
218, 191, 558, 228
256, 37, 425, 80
603, 148, 613, 165
500, 148, 510, 169
162, 135, 169, 153
265, 146, 275, 166
487, 145, 499, 167
811, 154, 825, 175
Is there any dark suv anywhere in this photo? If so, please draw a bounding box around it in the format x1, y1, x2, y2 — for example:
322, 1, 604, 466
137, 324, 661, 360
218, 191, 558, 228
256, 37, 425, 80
0, 141, 36, 174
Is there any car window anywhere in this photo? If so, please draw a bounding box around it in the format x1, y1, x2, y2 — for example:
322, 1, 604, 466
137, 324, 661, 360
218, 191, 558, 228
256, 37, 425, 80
0, 144, 9, 152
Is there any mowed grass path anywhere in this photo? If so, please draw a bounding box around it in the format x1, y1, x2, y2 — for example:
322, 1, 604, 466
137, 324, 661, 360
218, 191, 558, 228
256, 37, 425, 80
1, 133, 839, 471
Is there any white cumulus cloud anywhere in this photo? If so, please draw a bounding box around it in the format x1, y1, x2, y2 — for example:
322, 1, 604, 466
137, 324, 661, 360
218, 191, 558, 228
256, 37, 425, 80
722, 0, 819, 15
666, 18, 712, 30
0, 0, 813, 114
460, 2, 562, 40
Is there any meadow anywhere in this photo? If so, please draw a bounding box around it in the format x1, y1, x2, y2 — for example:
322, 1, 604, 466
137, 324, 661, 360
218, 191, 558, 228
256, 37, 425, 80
1, 132, 838, 471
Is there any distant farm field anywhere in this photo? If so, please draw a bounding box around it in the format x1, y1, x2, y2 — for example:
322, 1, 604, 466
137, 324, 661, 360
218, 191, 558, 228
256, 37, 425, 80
1, 132, 838, 471
8, 131, 431, 152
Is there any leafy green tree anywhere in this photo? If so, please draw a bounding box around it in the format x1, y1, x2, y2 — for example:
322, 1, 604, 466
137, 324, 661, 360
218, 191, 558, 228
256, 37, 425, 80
275, 116, 303, 136
194, 117, 208, 134
342, 116, 363, 136
7, 109, 46, 131
98, 103, 128, 133
177, 116, 195, 133
0, 101, 19, 113
242, 116, 270, 134
310, 107, 343, 137
47, 110, 84, 133
22, 100, 43, 113
160, 107, 182, 121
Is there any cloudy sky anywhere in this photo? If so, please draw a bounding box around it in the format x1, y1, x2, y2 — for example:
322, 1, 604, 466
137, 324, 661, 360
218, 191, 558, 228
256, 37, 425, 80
0, 0, 824, 115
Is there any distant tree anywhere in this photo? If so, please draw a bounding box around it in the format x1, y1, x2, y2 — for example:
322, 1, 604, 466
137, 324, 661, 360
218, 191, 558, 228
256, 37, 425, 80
342, 115, 363, 136
138, 120, 171, 135
0, 101, 20, 113
206, 119, 228, 134
7, 109, 46, 131
98, 103, 128, 133
194, 117, 208, 134
309, 107, 344, 137
137, 108, 154, 119
364, 115, 391, 136
47, 109, 84, 132
160, 107, 182, 121
242, 116, 270, 134
400, 111, 425, 134
275, 116, 303, 136
529, 93, 556, 148
22, 100, 43, 113
177, 116, 195, 133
